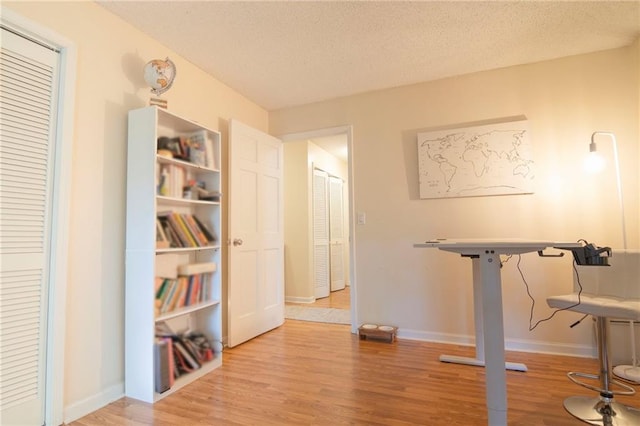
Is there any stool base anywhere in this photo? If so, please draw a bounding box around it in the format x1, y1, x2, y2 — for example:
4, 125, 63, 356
564, 396, 640, 426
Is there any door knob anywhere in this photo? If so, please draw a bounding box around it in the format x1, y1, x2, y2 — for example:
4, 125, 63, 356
232, 238, 243, 246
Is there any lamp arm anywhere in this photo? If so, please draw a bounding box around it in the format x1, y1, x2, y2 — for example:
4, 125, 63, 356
591, 132, 627, 250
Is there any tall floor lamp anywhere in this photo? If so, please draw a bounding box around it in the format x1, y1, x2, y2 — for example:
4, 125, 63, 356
588, 131, 639, 384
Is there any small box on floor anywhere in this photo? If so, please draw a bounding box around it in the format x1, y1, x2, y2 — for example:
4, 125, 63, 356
358, 324, 397, 343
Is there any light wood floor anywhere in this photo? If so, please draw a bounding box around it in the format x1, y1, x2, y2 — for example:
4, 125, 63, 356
70, 319, 639, 425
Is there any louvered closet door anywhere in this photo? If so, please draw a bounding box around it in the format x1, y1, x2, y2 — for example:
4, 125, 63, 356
328, 176, 345, 291
313, 169, 330, 299
0, 28, 59, 426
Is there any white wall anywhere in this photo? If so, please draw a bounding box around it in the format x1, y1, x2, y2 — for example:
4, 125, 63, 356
4, 2, 268, 422
271, 42, 640, 355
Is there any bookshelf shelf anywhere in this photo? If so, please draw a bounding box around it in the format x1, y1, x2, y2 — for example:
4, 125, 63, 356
157, 154, 220, 174
156, 245, 222, 255
156, 299, 221, 322
156, 195, 220, 208
153, 356, 220, 402
125, 106, 223, 403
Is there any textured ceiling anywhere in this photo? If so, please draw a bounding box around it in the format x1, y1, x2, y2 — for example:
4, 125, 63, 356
99, 1, 640, 112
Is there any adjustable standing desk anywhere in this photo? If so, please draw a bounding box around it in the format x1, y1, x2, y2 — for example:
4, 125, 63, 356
413, 239, 579, 426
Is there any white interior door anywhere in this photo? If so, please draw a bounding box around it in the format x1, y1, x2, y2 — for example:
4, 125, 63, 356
228, 119, 284, 348
329, 176, 345, 291
0, 27, 59, 426
313, 168, 330, 299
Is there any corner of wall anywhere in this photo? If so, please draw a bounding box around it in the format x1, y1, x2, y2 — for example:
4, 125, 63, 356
64, 383, 123, 424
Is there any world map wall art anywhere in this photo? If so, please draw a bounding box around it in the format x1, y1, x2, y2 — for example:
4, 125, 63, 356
416, 119, 534, 199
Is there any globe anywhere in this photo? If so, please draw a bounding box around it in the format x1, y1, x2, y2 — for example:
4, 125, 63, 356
143, 57, 176, 96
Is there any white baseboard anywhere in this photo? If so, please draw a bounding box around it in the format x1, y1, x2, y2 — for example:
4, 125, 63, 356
64, 382, 123, 424
396, 328, 596, 359
285, 295, 315, 304
397, 328, 475, 346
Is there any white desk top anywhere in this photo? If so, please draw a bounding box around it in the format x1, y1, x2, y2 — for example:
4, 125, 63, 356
414, 238, 581, 255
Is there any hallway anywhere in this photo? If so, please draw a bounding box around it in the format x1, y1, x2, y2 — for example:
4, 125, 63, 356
285, 287, 351, 324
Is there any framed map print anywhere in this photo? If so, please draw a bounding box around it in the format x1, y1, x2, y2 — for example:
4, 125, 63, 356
417, 120, 534, 199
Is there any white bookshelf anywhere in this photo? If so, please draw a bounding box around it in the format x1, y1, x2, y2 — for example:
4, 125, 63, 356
125, 106, 222, 403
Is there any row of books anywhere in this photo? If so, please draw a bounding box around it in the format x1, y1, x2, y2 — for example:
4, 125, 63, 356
185, 130, 216, 169
154, 274, 213, 317
157, 162, 221, 201
154, 323, 215, 393
157, 211, 216, 249
157, 163, 190, 199
157, 130, 216, 170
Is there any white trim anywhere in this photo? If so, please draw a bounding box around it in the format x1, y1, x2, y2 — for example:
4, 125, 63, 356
279, 125, 352, 143
397, 328, 597, 359
279, 125, 357, 332
285, 295, 316, 304
1, 7, 76, 426
63, 383, 123, 424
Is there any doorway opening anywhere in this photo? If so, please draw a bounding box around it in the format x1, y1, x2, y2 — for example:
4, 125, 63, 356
280, 126, 356, 328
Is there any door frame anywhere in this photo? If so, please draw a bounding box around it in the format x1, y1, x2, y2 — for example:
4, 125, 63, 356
1, 7, 76, 425
279, 125, 357, 333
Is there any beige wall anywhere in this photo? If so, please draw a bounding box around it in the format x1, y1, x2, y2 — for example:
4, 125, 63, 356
271, 43, 639, 352
4, 1, 268, 422
283, 140, 350, 301
283, 141, 312, 300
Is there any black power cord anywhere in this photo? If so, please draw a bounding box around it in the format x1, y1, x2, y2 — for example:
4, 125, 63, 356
505, 254, 584, 331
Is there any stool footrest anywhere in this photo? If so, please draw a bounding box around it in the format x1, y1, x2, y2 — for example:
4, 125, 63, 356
567, 371, 636, 396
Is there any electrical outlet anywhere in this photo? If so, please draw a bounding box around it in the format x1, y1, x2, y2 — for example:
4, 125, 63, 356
357, 212, 366, 225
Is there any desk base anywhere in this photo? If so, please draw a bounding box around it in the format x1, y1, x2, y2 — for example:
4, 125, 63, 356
439, 354, 528, 372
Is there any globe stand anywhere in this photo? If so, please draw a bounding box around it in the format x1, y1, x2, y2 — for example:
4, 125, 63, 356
149, 96, 168, 109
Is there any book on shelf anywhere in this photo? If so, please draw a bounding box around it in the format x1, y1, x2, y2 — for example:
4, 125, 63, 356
181, 214, 208, 246
155, 277, 165, 293
157, 163, 190, 198
174, 214, 199, 247
156, 130, 216, 170
159, 279, 178, 314
187, 130, 216, 170
155, 278, 170, 317
156, 219, 170, 249
173, 339, 201, 370
157, 212, 191, 248
205, 136, 216, 170
169, 277, 186, 312
157, 211, 216, 249
154, 338, 172, 393
185, 130, 207, 167
157, 217, 182, 248
187, 274, 201, 306
154, 322, 215, 383
154, 266, 214, 317
192, 215, 217, 244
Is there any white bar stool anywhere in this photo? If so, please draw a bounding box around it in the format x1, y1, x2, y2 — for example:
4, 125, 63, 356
547, 249, 640, 426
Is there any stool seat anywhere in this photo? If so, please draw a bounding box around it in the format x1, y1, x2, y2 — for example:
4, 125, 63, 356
547, 294, 640, 320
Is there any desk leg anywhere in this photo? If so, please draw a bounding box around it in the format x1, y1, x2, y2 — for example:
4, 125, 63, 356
480, 251, 507, 426
439, 258, 527, 372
